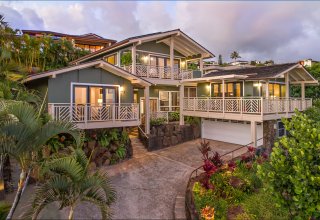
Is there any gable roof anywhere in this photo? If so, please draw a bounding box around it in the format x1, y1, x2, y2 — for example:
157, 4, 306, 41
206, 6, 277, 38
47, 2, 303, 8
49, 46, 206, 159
70, 29, 215, 65
184, 63, 318, 85
22, 30, 116, 45
23, 60, 152, 87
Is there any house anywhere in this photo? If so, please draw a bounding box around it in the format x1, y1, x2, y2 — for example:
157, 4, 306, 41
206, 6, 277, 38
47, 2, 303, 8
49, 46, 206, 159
299, 59, 319, 68
23, 29, 317, 149
181, 63, 317, 147
22, 30, 116, 52
24, 29, 213, 134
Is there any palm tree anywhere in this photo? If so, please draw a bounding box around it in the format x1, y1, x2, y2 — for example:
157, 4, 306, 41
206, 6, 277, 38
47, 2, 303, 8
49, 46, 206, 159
0, 102, 82, 220
24, 148, 116, 220
230, 51, 241, 62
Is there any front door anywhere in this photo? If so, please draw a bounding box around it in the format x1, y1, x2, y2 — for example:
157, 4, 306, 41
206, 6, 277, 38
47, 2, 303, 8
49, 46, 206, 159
140, 98, 158, 114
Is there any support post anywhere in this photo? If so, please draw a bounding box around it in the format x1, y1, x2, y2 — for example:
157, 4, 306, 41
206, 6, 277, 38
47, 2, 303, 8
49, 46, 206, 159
179, 84, 184, 125
170, 36, 174, 80
199, 55, 203, 76
266, 80, 269, 98
251, 121, 257, 147
285, 72, 290, 113
132, 44, 136, 75
144, 86, 150, 134
222, 79, 225, 114
301, 82, 305, 110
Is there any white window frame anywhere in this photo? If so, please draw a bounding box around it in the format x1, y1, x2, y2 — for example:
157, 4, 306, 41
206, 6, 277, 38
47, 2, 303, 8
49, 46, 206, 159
158, 90, 180, 112
184, 86, 197, 98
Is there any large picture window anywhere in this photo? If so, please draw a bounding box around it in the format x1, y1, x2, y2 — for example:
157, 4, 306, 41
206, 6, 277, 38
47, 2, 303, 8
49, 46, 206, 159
73, 84, 118, 105
268, 83, 286, 98
211, 83, 242, 97
159, 91, 180, 111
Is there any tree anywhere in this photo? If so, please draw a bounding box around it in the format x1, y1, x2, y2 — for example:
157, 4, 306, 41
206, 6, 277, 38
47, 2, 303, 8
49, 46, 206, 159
218, 54, 223, 65
0, 102, 82, 220
258, 111, 320, 219
230, 51, 241, 62
24, 148, 116, 220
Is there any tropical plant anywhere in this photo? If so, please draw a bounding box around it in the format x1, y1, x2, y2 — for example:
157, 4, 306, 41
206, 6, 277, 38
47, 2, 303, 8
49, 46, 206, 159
185, 116, 200, 125
230, 51, 241, 62
258, 111, 320, 219
0, 202, 11, 220
150, 118, 166, 126
0, 102, 82, 220
24, 148, 116, 220
168, 111, 179, 122
120, 51, 132, 66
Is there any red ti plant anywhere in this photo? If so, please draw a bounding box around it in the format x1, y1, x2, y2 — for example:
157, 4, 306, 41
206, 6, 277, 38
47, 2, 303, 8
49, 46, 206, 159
210, 152, 224, 168
198, 139, 217, 189
228, 160, 237, 171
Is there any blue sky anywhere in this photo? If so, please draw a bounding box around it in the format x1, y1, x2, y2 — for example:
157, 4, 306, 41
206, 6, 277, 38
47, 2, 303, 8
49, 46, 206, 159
1, 1, 320, 63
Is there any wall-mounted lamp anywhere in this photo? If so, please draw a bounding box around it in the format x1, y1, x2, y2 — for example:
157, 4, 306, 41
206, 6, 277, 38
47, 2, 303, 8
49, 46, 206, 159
142, 56, 149, 63
120, 86, 125, 94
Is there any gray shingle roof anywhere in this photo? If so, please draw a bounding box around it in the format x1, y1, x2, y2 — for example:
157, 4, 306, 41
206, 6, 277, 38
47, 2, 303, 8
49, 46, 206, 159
204, 63, 298, 79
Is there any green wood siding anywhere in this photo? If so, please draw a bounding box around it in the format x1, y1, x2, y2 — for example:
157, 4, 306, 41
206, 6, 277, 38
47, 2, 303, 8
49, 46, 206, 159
137, 41, 184, 57
48, 67, 133, 103
138, 85, 179, 99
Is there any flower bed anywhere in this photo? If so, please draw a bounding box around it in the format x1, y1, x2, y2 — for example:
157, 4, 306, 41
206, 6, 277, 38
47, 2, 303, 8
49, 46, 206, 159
187, 140, 290, 219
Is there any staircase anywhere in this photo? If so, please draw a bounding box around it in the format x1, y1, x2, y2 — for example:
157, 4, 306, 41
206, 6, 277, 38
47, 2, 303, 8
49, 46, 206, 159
129, 127, 148, 158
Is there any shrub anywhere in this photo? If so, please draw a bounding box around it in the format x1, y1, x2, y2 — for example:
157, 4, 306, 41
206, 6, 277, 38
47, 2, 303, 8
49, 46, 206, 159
168, 111, 179, 122
210, 152, 224, 168
185, 116, 200, 125
0, 202, 11, 220
150, 118, 166, 126
258, 111, 320, 219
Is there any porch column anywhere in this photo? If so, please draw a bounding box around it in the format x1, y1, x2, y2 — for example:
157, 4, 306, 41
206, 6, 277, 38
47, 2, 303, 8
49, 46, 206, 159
199, 55, 204, 76
266, 80, 269, 98
285, 72, 289, 99
222, 79, 225, 113
170, 36, 174, 80
251, 121, 257, 147
144, 86, 150, 134
132, 44, 136, 75
301, 82, 305, 99
117, 51, 121, 67
179, 84, 184, 125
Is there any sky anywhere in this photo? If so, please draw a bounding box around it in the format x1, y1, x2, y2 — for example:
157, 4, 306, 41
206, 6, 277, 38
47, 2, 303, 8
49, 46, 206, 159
1, 1, 320, 63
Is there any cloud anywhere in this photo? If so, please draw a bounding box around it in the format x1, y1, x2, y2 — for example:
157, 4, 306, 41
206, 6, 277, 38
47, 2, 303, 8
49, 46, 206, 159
0, 1, 319, 63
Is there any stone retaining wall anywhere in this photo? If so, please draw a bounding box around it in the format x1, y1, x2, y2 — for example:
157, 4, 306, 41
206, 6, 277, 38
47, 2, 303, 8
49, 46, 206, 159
140, 123, 201, 151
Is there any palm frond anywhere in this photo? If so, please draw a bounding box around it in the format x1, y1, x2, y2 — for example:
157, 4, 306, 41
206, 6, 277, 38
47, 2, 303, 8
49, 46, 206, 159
5, 102, 39, 129
34, 120, 81, 150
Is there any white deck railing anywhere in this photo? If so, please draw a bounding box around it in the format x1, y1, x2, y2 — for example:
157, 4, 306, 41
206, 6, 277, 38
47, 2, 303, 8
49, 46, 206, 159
121, 64, 193, 80
48, 103, 139, 123
183, 97, 312, 115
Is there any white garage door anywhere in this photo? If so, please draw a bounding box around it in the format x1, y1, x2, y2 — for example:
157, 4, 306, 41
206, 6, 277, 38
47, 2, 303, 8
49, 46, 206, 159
202, 119, 263, 146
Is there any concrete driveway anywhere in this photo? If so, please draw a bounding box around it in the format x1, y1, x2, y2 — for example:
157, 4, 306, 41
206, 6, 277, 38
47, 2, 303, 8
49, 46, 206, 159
10, 139, 242, 219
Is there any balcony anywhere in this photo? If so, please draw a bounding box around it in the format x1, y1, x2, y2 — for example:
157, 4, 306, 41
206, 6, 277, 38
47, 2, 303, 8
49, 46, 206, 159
121, 64, 196, 80
48, 103, 140, 129
183, 97, 312, 120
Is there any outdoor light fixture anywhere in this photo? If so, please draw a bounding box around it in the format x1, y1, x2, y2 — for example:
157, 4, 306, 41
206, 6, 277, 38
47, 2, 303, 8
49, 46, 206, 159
120, 86, 124, 93
142, 56, 149, 63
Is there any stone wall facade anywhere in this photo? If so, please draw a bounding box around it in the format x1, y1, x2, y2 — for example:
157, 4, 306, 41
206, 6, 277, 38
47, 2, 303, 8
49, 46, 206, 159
141, 123, 201, 151
263, 120, 277, 153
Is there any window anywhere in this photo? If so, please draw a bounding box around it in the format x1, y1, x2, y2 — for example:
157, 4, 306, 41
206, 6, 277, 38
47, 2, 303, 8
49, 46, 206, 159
184, 87, 197, 98
73, 84, 118, 105
211, 83, 242, 97
159, 91, 179, 111
106, 54, 117, 65
268, 83, 285, 98
277, 121, 286, 137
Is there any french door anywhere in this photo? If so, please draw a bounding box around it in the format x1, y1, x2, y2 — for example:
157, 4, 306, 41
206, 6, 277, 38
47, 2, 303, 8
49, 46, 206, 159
73, 84, 118, 121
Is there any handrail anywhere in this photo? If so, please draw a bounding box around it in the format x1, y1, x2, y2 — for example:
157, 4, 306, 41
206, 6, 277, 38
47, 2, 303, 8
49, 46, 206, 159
220, 136, 264, 159
138, 125, 149, 139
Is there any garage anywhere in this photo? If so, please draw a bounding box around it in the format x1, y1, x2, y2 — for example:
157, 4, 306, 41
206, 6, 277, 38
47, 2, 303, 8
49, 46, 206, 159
201, 119, 263, 146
